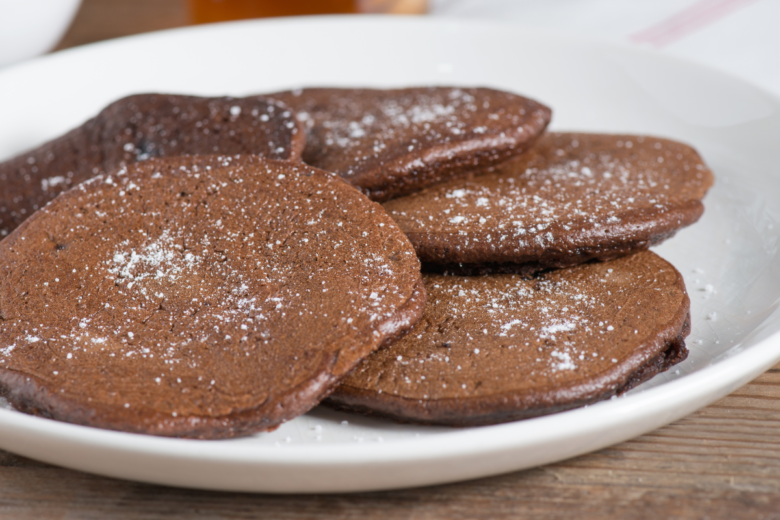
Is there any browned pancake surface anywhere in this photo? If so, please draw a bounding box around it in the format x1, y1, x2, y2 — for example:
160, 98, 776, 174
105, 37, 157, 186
0, 94, 305, 237
0, 156, 424, 439
270, 87, 551, 201
328, 252, 690, 426
385, 133, 714, 269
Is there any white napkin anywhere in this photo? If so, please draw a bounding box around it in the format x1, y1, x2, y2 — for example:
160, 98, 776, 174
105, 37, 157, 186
430, 0, 780, 96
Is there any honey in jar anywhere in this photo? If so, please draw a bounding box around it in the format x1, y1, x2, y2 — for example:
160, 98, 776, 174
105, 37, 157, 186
189, 0, 427, 23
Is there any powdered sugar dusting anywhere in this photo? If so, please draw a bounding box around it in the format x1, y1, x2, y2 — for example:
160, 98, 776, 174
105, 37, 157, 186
108, 229, 201, 287
550, 350, 576, 371
315, 89, 481, 156
41, 176, 67, 191
541, 321, 577, 337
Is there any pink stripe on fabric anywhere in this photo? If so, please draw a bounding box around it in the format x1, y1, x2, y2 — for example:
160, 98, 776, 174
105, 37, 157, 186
630, 0, 759, 47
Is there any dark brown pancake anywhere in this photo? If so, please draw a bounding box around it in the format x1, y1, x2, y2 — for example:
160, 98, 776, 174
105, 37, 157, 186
270, 87, 551, 201
384, 133, 714, 271
328, 251, 690, 426
0, 156, 424, 439
0, 94, 305, 237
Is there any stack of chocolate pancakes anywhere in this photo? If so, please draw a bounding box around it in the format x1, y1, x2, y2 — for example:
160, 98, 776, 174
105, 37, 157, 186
0, 87, 713, 438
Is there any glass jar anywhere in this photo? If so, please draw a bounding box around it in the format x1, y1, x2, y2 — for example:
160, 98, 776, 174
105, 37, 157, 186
189, 0, 427, 23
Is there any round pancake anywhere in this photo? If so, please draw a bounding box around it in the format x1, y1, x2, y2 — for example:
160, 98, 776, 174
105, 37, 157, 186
384, 133, 714, 271
328, 252, 690, 426
0, 94, 305, 237
0, 156, 424, 439
270, 87, 551, 201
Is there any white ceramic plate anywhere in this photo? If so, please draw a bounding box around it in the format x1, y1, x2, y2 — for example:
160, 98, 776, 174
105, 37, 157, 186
0, 17, 779, 493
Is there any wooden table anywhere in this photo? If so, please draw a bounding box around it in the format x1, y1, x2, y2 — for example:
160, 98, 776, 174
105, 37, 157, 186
0, 1, 775, 517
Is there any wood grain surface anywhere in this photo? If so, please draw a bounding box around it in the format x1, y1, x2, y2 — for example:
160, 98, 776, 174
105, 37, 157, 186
0, 1, 776, 518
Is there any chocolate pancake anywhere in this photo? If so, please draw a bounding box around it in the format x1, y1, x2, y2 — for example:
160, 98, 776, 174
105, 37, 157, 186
328, 251, 690, 426
0, 94, 305, 237
270, 87, 551, 201
384, 133, 714, 272
0, 156, 424, 439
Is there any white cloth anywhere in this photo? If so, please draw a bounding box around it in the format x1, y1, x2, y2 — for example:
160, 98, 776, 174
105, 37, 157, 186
429, 0, 780, 96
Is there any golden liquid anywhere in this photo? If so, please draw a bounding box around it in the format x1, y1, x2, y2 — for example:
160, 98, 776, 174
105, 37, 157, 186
189, 0, 425, 23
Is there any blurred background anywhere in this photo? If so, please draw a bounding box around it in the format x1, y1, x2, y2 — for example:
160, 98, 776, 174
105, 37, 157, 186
1, 0, 778, 95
